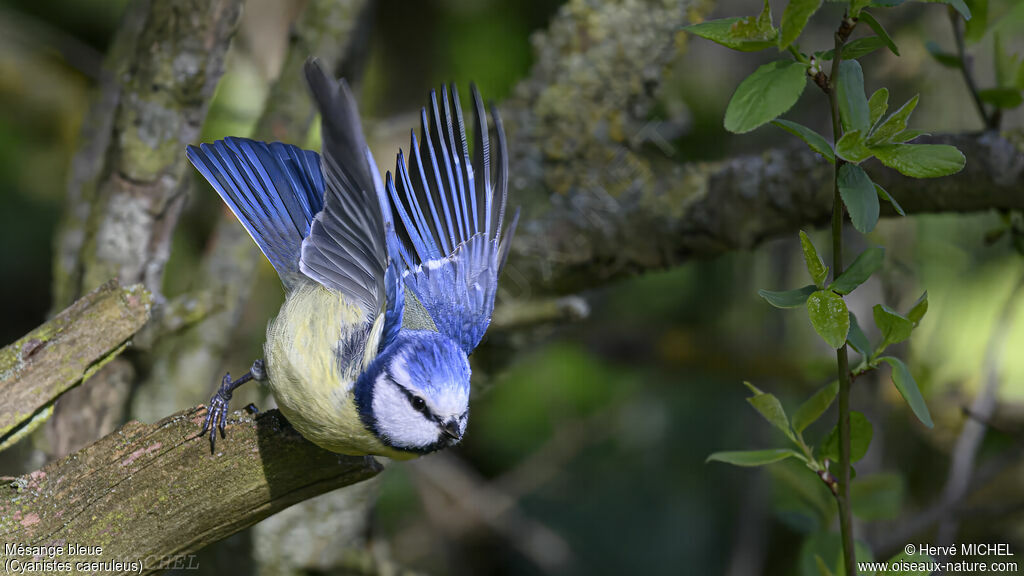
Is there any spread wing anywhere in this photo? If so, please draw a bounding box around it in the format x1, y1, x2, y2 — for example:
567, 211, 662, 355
186, 138, 324, 291
188, 60, 406, 366
299, 59, 403, 353
384, 84, 517, 355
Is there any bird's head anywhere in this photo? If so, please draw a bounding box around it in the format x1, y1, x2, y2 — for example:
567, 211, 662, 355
355, 330, 470, 455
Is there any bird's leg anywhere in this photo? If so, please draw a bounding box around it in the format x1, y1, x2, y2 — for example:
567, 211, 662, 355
201, 359, 266, 452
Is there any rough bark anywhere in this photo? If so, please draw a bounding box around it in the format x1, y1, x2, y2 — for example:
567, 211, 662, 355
52, 0, 243, 307
495, 0, 1013, 297
0, 407, 380, 576
0, 281, 150, 451
506, 122, 1024, 292
43, 0, 243, 459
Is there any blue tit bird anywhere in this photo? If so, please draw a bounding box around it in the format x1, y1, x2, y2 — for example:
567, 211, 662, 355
185, 59, 517, 459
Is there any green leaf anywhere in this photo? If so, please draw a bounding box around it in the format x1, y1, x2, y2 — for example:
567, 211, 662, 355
807, 290, 850, 349
792, 380, 839, 433
867, 94, 919, 146
818, 37, 889, 60
879, 356, 934, 428
838, 164, 880, 234
868, 87, 889, 127
682, 17, 778, 52
734, 0, 777, 37
874, 144, 966, 178
835, 130, 873, 163
759, 285, 817, 308
963, 0, 987, 44
842, 36, 889, 60
707, 448, 799, 466
893, 128, 928, 143
821, 411, 874, 462
925, 41, 962, 68
875, 183, 905, 216
779, 0, 823, 49
847, 312, 872, 356
907, 291, 928, 325
773, 119, 835, 162
837, 60, 870, 133
745, 382, 796, 441
851, 473, 904, 520
859, 11, 900, 55
874, 304, 914, 347
829, 246, 884, 294
725, 60, 809, 133
978, 88, 1023, 109
799, 231, 829, 287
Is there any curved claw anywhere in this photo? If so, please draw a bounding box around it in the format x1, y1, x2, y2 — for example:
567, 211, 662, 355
202, 386, 232, 453
198, 362, 263, 453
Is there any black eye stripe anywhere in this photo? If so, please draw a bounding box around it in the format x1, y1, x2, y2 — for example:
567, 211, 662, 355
393, 380, 438, 421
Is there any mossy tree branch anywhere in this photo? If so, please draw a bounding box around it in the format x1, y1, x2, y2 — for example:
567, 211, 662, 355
52, 0, 243, 308
0, 407, 380, 576
504, 130, 1024, 295
0, 281, 151, 452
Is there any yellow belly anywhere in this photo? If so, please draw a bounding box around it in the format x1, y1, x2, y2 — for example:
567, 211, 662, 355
263, 282, 414, 459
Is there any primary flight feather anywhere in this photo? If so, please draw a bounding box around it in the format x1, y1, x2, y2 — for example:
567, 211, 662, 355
185, 59, 515, 458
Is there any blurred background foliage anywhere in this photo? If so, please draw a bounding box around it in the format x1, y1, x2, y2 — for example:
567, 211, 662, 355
1, 0, 1023, 574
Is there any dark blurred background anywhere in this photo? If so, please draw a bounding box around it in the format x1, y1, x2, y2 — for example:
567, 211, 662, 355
1, 0, 1023, 574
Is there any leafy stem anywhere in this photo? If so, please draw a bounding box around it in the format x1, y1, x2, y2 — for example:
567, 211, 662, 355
691, 0, 959, 569
826, 14, 858, 576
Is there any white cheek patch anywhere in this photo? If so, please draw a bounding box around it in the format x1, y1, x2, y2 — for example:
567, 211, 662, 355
391, 352, 468, 421
373, 381, 438, 449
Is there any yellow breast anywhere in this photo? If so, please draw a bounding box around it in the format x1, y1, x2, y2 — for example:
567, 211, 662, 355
263, 282, 412, 459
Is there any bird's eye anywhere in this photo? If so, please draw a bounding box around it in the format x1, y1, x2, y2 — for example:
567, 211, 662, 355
411, 396, 426, 410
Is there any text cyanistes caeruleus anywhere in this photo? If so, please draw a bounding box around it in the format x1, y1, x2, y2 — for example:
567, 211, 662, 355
185, 59, 516, 459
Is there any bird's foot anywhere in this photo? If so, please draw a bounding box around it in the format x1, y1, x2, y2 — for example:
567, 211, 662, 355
201, 372, 236, 453
199, 359, 265, 453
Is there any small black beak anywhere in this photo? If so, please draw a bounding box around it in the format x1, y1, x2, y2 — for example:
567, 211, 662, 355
441, 419, 461, 441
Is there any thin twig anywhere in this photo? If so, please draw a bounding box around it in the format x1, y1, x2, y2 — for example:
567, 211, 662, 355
949, 8, 994, 129
826, 14, 858, 576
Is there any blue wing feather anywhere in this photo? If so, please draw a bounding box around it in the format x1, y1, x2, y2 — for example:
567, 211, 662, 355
186, 137, 324, 289
409, 129, 451, 257
188, 61, 412, 357
385, 84, 515, 354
